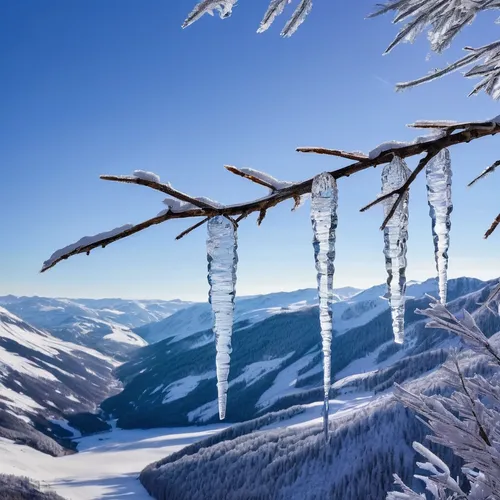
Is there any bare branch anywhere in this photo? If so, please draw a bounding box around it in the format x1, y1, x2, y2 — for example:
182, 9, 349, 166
175, 218, 209, 240
296, 147, 368, 161
41, 119, 500, 272
380, 150, 439, 230
485, 213, 500, 239
359, 150, 439, 230
468, 159, 500, 187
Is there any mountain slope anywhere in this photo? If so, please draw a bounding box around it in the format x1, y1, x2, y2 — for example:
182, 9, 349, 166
0, 296, 193, 359
140, 324, 500, 500
0, 307, 119, 455
136, 287, 362, 344
101, 277, 489, 428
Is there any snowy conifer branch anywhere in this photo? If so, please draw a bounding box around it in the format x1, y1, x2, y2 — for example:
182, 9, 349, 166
416, 302, 500, 364
183, 0, 313, 37
369, 1, 500, 98
41, 118, 500, 272
388, 300, 500, 499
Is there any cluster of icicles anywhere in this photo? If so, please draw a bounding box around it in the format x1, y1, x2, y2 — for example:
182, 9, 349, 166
206, 149, 452, 437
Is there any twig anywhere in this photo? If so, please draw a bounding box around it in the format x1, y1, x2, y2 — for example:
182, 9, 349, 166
296, 147, 368, 161
100, 175, 215, 210
224, 166, 276, 191
360, 150, 439, 230
41, 119, 500, 272
453, 357, 492, 447
468, 160, 500, 187
175, 218, 209, 240
485, 213, 500, 239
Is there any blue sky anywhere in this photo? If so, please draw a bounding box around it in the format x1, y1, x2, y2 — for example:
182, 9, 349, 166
1, 1, 499, 301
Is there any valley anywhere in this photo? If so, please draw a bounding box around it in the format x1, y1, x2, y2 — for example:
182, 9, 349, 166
0, 277, 498, 499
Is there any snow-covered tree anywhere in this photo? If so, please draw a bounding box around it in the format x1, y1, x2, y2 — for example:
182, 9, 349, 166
387, 299, 500, 499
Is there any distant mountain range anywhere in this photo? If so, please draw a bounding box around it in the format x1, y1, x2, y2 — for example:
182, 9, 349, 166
101, 277, 489, 428
0, 276, 495, 463
135, 286, 361, 344
0, 296, 193, 359
140, 280, 500, 500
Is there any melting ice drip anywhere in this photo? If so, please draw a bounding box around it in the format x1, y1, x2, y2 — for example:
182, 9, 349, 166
207, 216, 238, 420
426, 149, 453, 304
311, 172, 338, 440
382, 156, 411, 344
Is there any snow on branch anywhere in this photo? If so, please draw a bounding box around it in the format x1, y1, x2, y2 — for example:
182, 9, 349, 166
41, 117, 500, 272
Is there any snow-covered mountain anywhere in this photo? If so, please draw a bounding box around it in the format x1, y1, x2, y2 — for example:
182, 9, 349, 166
136, 286, 361, 344
101, 277, 489, 429
140, 292, 500, 500
0, 306, 119, 456
0, 296, 193, 359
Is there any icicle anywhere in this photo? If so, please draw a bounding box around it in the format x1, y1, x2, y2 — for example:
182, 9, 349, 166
311, 172, 338, 440
207, 216, 238, 420
426, 149, 453, 304
382, 156, 411, 344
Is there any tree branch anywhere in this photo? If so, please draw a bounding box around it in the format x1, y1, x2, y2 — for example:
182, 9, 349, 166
452, 357, 492, 447
175, 218, 209, 240
224, 166, 277, 191
41, 118, 500, 272
360, 150, 439, 230
485, 213, 500, 239
100, 175, 216, 210
296, 147, 368, 161
468, 159, 500, 187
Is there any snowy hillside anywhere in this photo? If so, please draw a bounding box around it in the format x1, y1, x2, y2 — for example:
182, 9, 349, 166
0, 296, 192, 359
101, 277, 489, 429
136, 286, 361, 344
0, 307, 118, 455
140, 326, 500, 500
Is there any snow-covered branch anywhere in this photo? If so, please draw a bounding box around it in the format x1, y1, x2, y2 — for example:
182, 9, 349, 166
41, 117, 500, 272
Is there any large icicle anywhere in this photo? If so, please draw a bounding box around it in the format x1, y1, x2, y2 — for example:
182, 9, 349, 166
382, 156, 411, 344
310, 172, 338, 440
207, 216, 238, 420
426, 149, 453, 304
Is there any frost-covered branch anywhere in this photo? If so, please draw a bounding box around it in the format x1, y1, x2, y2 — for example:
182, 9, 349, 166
388, 301, 500, 499
416, 302, 500, 365
369, 1, 500, 99
182, 0, 313, 37
41, 118, 500, 272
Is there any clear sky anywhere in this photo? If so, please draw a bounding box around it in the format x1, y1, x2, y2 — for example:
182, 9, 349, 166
1, 1, 499, 301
